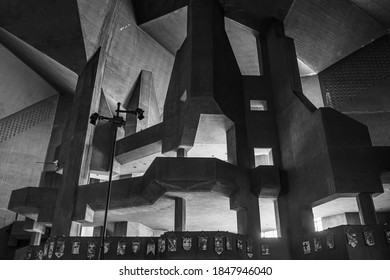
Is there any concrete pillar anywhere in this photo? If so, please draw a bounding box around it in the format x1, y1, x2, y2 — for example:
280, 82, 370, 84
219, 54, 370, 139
114, 222, 128, 237
300, 207, 315, 233
113, 221, 154, 236
226, 127, 237, 165
29, 232, 42, 246
69, 221, 81, 236
233, 192, 261, 240
273, 199, 282, 238
174, 197, 186, 231
177, 148, 187, 158
51, 48, 104, 236
357, 193, 378, 225
93, 226, 102, 237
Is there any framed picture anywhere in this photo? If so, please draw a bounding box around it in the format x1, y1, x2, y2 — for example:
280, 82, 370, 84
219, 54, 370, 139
261, 244, 270, 256
71, 241, 81, 255
132, 241, 141, 254
363, 230, 375, 246
146, 241, 155, 255
385, 229, 390, 245
35, 249, 43, 260
346, 228, 358, 248
43, 242, 49, 257
183, 237, 192, 251
303, 241, 311, 255
246, 240, 253, 258
55, 240, 65, 258
326, 234, 335, 250
87, 242, 97, 259
117, 241, 127, 255
48, 241, 55, 259
168, 238, 177, 252
314, 237, 322, 252
236, 239, 243, 251
198, 236, 208, 251
104, 241, 110, 254
225, 236, 232, 251
158, 238, 166, 253
214, 236, 224, 255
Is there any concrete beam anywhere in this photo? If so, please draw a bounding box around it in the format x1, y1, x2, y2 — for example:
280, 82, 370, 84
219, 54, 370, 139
0, 28, 77, 95
7, 187, 57, 217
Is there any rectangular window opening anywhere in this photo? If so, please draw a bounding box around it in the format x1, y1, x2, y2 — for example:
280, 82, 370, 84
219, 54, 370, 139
250, 100, 267, 111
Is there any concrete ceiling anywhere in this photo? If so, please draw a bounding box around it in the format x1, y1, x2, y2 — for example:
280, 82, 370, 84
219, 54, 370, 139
1, 0, 390, 232
138, 0, 389, 77
0, 0, 87, 74
284, 0, 387, 74
313, 184, 390, 218
349, 0, 390, 27
139, 6, 187, 55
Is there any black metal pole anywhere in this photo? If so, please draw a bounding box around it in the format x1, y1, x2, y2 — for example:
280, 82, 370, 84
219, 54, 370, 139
99, 103, 121, 260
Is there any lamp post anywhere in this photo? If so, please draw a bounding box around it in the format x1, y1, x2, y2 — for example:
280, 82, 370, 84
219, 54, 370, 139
90, 102, 144, 260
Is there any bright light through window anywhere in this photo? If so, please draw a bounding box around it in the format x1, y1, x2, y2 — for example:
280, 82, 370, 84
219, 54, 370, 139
314, 217, 323, 232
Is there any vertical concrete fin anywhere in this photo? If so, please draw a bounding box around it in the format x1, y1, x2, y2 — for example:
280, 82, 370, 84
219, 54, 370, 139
98, 89, 113, 118
125, 70, 160, 136
77, 0, 116, 60
51, 47, 104, 236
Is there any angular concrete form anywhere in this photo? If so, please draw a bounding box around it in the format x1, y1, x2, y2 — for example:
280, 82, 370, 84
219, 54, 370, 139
3, 0, 390, 260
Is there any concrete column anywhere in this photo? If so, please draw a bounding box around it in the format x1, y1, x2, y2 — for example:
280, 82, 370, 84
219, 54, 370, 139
300, 207, 315, 233
174, 197, 186, 231
233, 192, 261, 240
69, 221, 81, 236
93, 226, 102, 237
273, 199, 282, 238
29, 232, 42, 246
114, 222, 128, 237
357, 193, 378, 225
177, 148, 187, 158
51, 49, 104, 236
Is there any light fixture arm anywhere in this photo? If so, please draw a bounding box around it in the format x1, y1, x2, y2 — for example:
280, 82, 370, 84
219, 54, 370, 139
90, 101, 144, 260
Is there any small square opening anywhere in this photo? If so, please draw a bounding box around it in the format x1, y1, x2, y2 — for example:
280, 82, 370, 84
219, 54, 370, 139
254, 148, 273, 167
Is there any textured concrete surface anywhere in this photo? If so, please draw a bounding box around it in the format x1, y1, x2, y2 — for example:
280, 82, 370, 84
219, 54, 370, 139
0, 0, 87, 74
1, 0, 390, 261
0, 97, 57, 228
285, 0, 386, 73
0, 28, 77, 97
0, 44, 58, 119
342, 74, 390, 146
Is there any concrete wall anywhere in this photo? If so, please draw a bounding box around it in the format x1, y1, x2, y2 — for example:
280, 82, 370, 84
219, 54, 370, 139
301, 75, 324, 108
77, 0, 111, 60
0, 96, 57, 228
101, 0, 174, 116
0, 0, 87, 74
342, 74, 390, 146
322, 212, 361, 230
0, 45, 57, 120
